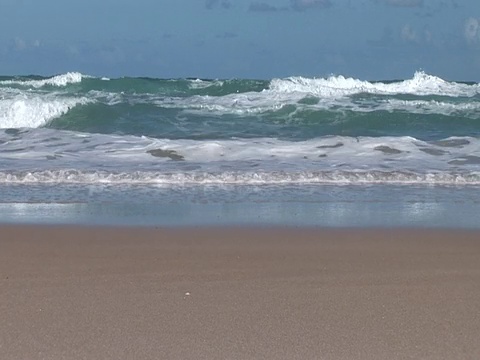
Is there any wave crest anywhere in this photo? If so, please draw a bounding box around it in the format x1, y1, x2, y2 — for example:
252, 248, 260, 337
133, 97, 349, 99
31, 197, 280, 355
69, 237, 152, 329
0, 72, 85, 88
0, 95, 93, 129
269, 71, 479, 98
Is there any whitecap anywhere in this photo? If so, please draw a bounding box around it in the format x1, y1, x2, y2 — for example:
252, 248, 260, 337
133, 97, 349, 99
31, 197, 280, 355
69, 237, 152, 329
268, 71, 480, 98
0, 72, 86, 88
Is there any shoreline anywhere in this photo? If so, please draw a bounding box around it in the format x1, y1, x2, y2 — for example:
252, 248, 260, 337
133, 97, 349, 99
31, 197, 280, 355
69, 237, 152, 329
1, 226, 480, 359
2, 182, 480, 229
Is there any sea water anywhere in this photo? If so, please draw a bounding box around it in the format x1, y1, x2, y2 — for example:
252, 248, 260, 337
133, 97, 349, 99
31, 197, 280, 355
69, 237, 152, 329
1, 71, 479, 227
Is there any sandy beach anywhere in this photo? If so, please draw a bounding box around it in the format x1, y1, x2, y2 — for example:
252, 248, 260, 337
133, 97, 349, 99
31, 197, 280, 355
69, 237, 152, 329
1, 226, 480, 359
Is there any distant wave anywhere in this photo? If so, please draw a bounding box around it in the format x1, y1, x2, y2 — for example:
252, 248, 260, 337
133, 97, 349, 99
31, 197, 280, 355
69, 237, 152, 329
0, 72, 84, 88
1, 71, 479, 138
269, 71, 480, 98
0, 70, 478, 96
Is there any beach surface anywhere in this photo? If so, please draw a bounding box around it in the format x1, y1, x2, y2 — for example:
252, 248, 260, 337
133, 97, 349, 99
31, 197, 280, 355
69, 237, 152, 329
1, 226, 480, 359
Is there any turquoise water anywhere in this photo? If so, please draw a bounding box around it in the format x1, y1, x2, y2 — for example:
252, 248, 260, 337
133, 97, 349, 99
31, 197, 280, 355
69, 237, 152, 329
1, 72, 479, 227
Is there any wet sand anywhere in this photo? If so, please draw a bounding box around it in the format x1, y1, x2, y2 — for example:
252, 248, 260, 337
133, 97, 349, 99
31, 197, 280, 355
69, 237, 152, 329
1, 226, 480, 359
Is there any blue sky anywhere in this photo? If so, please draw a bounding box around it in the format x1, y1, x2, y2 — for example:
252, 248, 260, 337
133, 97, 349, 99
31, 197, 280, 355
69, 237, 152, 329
0, 0, 479, 80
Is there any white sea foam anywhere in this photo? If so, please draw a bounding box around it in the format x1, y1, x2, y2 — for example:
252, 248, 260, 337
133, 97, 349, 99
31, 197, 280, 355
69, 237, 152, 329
1, 129, 479, 186
147, 92, 479, 118
0, 131, 472, 165
157, 93, 287, 114
88, 90, 124, 106
187, 79, 224, 89
381, 99, 480, 117
0, 169, 479, 185
83, 90, 288, 114
0, 72, 84, 88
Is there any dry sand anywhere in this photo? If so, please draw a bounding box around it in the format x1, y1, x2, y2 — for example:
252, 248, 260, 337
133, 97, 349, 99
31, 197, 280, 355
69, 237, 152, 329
1, 226, 480, 359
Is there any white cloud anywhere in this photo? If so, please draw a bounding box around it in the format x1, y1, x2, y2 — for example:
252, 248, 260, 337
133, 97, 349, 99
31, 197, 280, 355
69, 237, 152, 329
291, 0, 332, 11
424, 28, 432, 43
399, 24, 435, 45
7, 37, 42, 52
464, 17, 480, 44
401, 24, 417, 43
205, 0, 232, 9
378, 0, 423, 7
249, 2, 278, 12
66, 45, 80, 57
14, 37, 27, 51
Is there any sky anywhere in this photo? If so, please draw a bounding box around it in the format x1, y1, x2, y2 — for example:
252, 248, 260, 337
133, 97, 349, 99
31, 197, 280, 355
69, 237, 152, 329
0, 0, 479, 80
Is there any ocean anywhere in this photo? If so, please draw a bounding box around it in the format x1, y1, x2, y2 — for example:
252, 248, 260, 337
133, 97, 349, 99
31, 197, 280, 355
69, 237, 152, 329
1, 71, 479, 227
